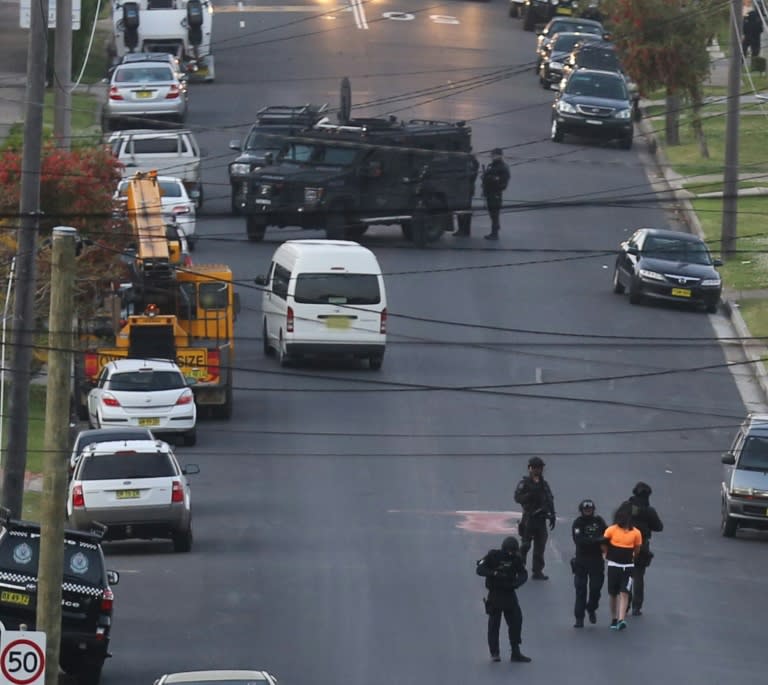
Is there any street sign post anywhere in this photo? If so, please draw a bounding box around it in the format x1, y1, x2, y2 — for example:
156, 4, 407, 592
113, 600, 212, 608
0, 631, 46, 685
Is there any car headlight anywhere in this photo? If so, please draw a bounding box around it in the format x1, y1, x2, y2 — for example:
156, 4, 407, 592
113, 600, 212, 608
639, 268, 665, 281
549, 61, 563, 70
304, 187, 324, 204
730, 486, 752, 496
615, 108, 631, 120
701, 277, 721, 286
230, 163, 250, 176
557, 101, 577, 114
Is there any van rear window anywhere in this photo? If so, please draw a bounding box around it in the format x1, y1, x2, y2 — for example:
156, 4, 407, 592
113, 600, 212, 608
293, 273, 381, 305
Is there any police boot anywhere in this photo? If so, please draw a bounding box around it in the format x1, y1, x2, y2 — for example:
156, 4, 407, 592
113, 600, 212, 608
510, 647, 531, 663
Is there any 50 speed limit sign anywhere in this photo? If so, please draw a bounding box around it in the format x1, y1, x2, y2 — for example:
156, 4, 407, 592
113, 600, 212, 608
0, 631, 46, 685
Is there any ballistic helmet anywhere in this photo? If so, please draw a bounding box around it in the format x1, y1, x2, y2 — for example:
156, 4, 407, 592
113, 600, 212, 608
578, 499, 596, 514
501, 536, 519, 553
491, 147, 503, 157
632, 482, 652, 497
528, 456, 545, 468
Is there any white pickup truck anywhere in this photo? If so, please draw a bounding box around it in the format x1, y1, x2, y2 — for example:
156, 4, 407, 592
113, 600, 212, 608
107, 129, 204, 208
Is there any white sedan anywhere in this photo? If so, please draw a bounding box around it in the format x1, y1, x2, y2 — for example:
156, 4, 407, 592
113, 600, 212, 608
115, 175, 197, 249
87, 359, 197, 446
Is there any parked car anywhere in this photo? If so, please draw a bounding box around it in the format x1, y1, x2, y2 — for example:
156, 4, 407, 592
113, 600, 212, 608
111, 52, 186, 80
67, 439, 199, 552
0, 512, 119, 685
107, 129, 204, 208
611, 227, 723, 313
721, 414, 768, 537
69, 426, 155, 476
115, 175, 197, 249
522, 0, 557, 31
101, 60, 188, 132
509, 0, 525, 17
538, 32, 593, 89
535, 15, 606, 69
154, 671, 279, 685
551, 68, 634, 148
86, 358, 197, 446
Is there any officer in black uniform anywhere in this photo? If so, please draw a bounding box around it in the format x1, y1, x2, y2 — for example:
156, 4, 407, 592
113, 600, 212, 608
627, 482, 664, 616
480, 147, 510, 241
514, 456, 556, 580
476, 536, 531, 664
570, 499, 607, 628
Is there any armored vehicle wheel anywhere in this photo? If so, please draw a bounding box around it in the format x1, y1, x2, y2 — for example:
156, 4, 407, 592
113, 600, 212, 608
412, 201, 451, 248
456, 213, 471, 234
400, 222, 413, 240
246, 215, 267, 242
326, 210, 347, 240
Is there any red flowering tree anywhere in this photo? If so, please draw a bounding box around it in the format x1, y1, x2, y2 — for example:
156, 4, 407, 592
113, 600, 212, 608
602, 0, 726, 147
0, 145, 130, 322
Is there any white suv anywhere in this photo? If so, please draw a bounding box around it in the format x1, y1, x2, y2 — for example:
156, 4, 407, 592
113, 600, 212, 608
67, 439, 200, 552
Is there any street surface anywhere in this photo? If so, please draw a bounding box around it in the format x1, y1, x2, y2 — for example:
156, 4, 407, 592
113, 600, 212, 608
88, 3, 768, 684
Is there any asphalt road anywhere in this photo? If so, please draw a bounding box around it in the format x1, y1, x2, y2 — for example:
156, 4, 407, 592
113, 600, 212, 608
100, 3, 768, 685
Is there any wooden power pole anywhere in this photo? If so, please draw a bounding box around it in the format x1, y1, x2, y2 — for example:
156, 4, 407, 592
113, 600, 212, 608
37, 226, 77, 685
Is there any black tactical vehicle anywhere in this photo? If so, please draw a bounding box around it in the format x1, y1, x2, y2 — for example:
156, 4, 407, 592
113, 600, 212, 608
0, 514, 119, 685
239, 116, 478, 247
228, 104, 328, 213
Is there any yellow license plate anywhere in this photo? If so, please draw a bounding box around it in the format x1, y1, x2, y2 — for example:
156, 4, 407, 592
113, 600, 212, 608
0, 591, 30, 606
325, 317, 351, 330
188, 368, 206, 379
671, 288, 692, 298
116, 489, 140, 499
557, 7, 573, 14
138, 417, 160, 426
136, 90, 152, 98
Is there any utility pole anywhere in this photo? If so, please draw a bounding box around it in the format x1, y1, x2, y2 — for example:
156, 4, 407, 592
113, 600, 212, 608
721, 0, 742, 259
37, 226, 77, 685
1, 0, 49, 518
54, 0, 73, 150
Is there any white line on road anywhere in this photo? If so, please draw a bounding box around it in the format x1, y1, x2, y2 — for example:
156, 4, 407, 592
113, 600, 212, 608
349, 0, 368, 29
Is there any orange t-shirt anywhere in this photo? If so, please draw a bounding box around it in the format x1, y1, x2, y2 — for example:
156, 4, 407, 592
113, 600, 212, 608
603, 524, 642, 564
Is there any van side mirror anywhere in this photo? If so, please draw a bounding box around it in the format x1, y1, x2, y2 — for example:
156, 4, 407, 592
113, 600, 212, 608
255, 275, 268, 287
721, 453, 736, 465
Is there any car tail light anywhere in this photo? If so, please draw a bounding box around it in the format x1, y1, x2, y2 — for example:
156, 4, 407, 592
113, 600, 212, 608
100, 588, 114, 613
72, 485, 85, 508
176, 390, 194, 405
207, 349, 219, 379
109, 86, 123, 101
183, 255, 193, 267
171, 480, 184, 503
380, 307, 387, 334
286, 306, 294, 333
102, 393, 120, 407
172, 205, 191, 216
84, 353, 99, 379
165, 84, 181, 99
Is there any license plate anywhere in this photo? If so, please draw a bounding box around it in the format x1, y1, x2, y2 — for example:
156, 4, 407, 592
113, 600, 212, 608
0, 591, 30, 606
671, 287, 692, 298
254, 199, 271, 205
116, 489, 140, 499
557, 7, 573, 14
136, 90, 152, 98
586, 119, 603, 125
325, 317, 351, 330
138, 417, 160, 426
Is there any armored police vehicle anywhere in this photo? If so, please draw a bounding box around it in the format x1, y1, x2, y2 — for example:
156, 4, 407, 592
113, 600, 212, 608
238, 114, 478, 247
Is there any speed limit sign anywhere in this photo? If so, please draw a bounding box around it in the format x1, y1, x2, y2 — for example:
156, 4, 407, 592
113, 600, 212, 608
0, 631, 46, 685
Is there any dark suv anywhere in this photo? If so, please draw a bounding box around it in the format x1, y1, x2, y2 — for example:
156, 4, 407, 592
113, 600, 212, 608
228, 104, 329, 213
551, 68, 634, 149
0, 514, 119, 685
239, 117, 478, 247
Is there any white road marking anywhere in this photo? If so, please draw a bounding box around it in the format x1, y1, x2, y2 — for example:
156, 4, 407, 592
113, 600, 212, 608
430, 15, 460, 25
349, 0, 368, 29
382, 11, 415, 21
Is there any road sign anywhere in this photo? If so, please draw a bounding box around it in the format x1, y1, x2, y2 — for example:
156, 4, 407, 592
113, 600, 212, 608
19, 0, 82, 30
0, 631, 46, 685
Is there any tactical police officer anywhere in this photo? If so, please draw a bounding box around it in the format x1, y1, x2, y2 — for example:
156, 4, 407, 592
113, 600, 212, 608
627, 482, 663, 616
476, 536, 531, 663
480, 147, 510, 240
514, 456, 556, 580
570, 499, 607, 628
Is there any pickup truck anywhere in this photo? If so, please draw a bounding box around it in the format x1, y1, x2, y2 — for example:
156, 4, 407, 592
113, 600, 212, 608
107, 128, 204, 208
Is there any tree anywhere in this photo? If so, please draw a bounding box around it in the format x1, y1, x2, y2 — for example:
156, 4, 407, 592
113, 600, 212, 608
0, 145, 129, 330
601, 0, 727, 150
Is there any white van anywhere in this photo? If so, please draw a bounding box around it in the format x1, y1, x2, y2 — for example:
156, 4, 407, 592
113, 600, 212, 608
255, 240, 387, 369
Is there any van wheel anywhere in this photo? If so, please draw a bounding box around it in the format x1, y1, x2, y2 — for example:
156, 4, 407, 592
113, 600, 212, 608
246, 216, 267, 242
326, 210, 346, 240
278, 333, 290, 367
369, 354, 384, 370
401, 222, 413, 241
262, 320, 273, 356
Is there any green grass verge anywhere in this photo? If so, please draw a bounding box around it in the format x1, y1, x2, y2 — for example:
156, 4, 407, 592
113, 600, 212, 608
738, 299, 768, 340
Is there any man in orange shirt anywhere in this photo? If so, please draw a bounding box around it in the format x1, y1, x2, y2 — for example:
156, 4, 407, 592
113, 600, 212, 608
601, 502, 642, 630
